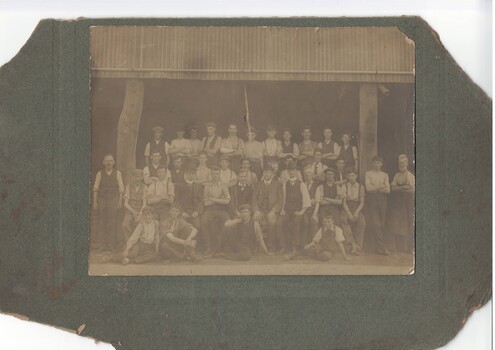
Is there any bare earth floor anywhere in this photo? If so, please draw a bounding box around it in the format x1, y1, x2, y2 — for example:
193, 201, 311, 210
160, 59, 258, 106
89, 251, 415, 276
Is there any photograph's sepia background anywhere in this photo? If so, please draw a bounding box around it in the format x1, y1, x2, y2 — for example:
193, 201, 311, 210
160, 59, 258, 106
0, 0, 491, 349
89, 25, 415, 276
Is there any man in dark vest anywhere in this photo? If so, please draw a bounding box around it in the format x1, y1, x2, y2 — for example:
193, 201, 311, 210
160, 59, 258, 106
174, 164, 203, 230
122, 169, 147, 242
92, 154, 124, 252
144, 126, 169, 168
201, 121, 221, 166
253, 165, 284, 253
227, 169, 254, 225
222, 204, 272, 261
340, 131, 359, 172
277, 161, 311, 259
170, 155, 185, 185
144, 152, 171, 185
278, 128, 300, 171
314, 168, 343, 226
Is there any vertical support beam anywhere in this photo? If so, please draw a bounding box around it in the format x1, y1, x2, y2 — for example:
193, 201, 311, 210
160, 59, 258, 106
116, 79, 145, 184
359, 83, 378, 180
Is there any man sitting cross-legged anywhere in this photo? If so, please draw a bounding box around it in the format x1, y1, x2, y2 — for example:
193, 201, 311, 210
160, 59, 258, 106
159, 205, 201, 262
222, 204, 272, 261
119, 206, 161, 265
302, 214, 351, 262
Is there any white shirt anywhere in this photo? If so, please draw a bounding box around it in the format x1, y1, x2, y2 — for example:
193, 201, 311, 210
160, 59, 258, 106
144, 139, 170, 157
263, 138, 281, 157
93, 169, 124, 193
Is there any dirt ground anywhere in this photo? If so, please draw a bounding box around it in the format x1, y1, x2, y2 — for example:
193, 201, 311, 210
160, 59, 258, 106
89, 251, 414, 276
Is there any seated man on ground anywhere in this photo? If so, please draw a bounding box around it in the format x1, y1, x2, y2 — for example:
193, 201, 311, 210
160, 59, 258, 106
119, 206, 161, 265
159, 205, 201, 262
303, 214, 351, 262
223, 204, 272, 261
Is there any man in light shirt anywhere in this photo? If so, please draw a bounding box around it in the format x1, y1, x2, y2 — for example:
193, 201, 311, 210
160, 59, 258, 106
195, 151, 212, 185
220, 123, 244, 172
169, 126, 192, 160
244, 127, 264, 179
262, 124, 282, 165
341, 167, 365, 254
307, 148, 328, 183
365, 155, 390, 255
319, 127, 340, 169
188, 127, 203, 162
146, 166, 175, 224
277, 161, 311, 259
214, 155, 237, 188
201, 165, 231, 257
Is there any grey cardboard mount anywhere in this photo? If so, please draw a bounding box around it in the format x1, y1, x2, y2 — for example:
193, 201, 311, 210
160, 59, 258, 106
0, 17, 491, 350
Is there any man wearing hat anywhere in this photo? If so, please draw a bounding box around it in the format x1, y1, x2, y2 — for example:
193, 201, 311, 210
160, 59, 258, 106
364, 155, 390, 255
314, 167, 343, 227
122, 169, 148, 242
201, 121, 222, 166
279, 155, 302, 185
388, 154, 415, 255
253, 164, 284, 253
144, 126, 169, 168
220, 123, 245, 172
262, 124, 282, 165
175, 164, 203, 230
277, 161, 311, 257
169, 125, 192, 160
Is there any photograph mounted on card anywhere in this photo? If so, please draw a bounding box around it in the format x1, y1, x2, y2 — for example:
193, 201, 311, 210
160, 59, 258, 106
89, 26, 415, 276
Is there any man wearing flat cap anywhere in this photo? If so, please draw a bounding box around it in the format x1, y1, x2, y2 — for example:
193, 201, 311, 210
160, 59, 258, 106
122, 169, 148, 242
201, 121, 222, 166
144, 126, 169, 168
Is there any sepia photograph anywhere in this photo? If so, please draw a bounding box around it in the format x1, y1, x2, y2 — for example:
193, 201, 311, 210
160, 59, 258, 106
89, 25, 415, 275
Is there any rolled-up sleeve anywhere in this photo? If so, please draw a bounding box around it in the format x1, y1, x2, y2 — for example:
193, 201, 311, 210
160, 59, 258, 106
301, 183, 311, 209
93, 171, 101, 191
117, 171, 125, 193
315, 185, 324, 202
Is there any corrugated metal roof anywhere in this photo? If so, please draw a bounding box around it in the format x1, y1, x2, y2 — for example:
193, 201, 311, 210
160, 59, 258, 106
90, 26, 414, 83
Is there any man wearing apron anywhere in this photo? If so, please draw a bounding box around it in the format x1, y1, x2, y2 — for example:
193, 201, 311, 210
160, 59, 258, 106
388, 154, 415, 255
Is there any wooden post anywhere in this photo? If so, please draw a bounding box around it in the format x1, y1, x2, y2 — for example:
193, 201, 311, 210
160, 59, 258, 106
116, 79, 145, 184
358, 83, 378, 180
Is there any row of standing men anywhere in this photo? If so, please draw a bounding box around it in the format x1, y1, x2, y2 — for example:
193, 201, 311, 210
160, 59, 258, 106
92, 126, 414, 263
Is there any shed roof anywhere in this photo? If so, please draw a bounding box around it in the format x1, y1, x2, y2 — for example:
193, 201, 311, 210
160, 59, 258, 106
90, 26, 415, 83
